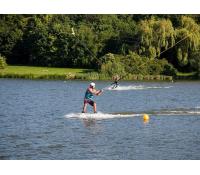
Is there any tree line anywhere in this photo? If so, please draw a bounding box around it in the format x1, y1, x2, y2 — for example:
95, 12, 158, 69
0, 14, 200, 76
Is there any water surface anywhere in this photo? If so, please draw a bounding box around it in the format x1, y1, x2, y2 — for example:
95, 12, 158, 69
0, 79, 200, 159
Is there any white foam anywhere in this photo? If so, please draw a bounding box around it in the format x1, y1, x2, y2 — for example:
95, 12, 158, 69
155, 110, 200, 116
65, 112, 140, 120
65, 108, 200, 120
106, 85, 173, 91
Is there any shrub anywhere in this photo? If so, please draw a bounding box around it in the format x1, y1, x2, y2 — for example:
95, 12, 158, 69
160, 59, 177, 76
99, 52, 177, 77
99, 73, 110, 80
146, 60, 163, 75
0, 54, 7, 69
121, 52, 148, 75
65, 72, 75, 79
132, 74, 138, 80
74, 73, 87, 80
144, 75, 150, 80
164, 76, 173, 81
189, 51, 200, 78
137, 74, 144, 80
100, 53, 126, 77
86, 72, 99, 80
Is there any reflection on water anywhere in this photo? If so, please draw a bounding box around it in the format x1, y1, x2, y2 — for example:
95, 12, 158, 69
82, 118, 96, 128
1, 79, 200, 159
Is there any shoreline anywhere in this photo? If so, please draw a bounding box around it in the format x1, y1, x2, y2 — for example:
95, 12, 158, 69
0, 65, 199, 81
0, 72, 173, 81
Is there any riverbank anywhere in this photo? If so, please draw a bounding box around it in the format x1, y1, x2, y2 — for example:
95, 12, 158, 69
175, 72, 198, 80
0, 65, 174, 81
0, 66, 92, 80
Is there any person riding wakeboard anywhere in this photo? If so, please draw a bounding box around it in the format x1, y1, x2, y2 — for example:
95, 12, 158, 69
111, 75, 121, 89
82, 82, 103, 113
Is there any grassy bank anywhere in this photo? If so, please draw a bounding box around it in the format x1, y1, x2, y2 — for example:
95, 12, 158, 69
0, 66, 92, 75
0, 65, 173, 81
0, 66, 93, 80
175, 71, 198, 80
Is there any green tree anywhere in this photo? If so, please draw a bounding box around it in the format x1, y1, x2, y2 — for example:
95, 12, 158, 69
0, 15, 25, 63
100, 53, 125, 76
175, 16, 200, 68
138, 17, 175, 59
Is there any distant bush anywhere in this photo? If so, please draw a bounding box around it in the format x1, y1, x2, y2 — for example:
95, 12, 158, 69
0, 54, 7, 69
86, 72, 99, 80
121, 52, 148, 75
99, 52, 177, 78
74, 73, 88, 80
159, 59, 177, 76
65, 72, 75, 79
100, 53, 126, 77
98, 73, 110, 80
119, 52, 177, 76
189, 51, 200, 78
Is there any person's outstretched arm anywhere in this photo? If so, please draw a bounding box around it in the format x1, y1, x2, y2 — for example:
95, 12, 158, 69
88, 88, 102, 96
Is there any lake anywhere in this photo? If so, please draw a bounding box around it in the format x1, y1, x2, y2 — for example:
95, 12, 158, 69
0, 79, 200, 159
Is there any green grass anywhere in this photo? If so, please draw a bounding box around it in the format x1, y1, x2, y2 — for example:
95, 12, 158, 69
0, 65, 92, 75
0, 65, 94, 80
176, 71, 197, 77
0, 65, 173, 81
175, 71, 198, 80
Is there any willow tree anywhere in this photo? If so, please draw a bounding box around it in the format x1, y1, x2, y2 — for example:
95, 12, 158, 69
175, 16, 200, 67
138, 17, 175, 59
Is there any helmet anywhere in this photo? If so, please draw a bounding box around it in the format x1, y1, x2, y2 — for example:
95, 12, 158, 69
90, 82, 95, 88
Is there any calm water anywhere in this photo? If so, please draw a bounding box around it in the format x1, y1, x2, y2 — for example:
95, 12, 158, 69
0, 79, 200, 159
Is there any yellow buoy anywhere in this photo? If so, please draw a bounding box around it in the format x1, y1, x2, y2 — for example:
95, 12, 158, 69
143, 114, 150, 121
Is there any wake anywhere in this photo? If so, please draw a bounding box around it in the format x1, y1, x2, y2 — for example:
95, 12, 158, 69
154, 109, 200, 116
106, 85, 173, 91
65, 112, 140, 120
65, 107, 200, 120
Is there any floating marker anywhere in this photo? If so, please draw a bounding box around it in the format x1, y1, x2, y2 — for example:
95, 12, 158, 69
143, 114, 150, 121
